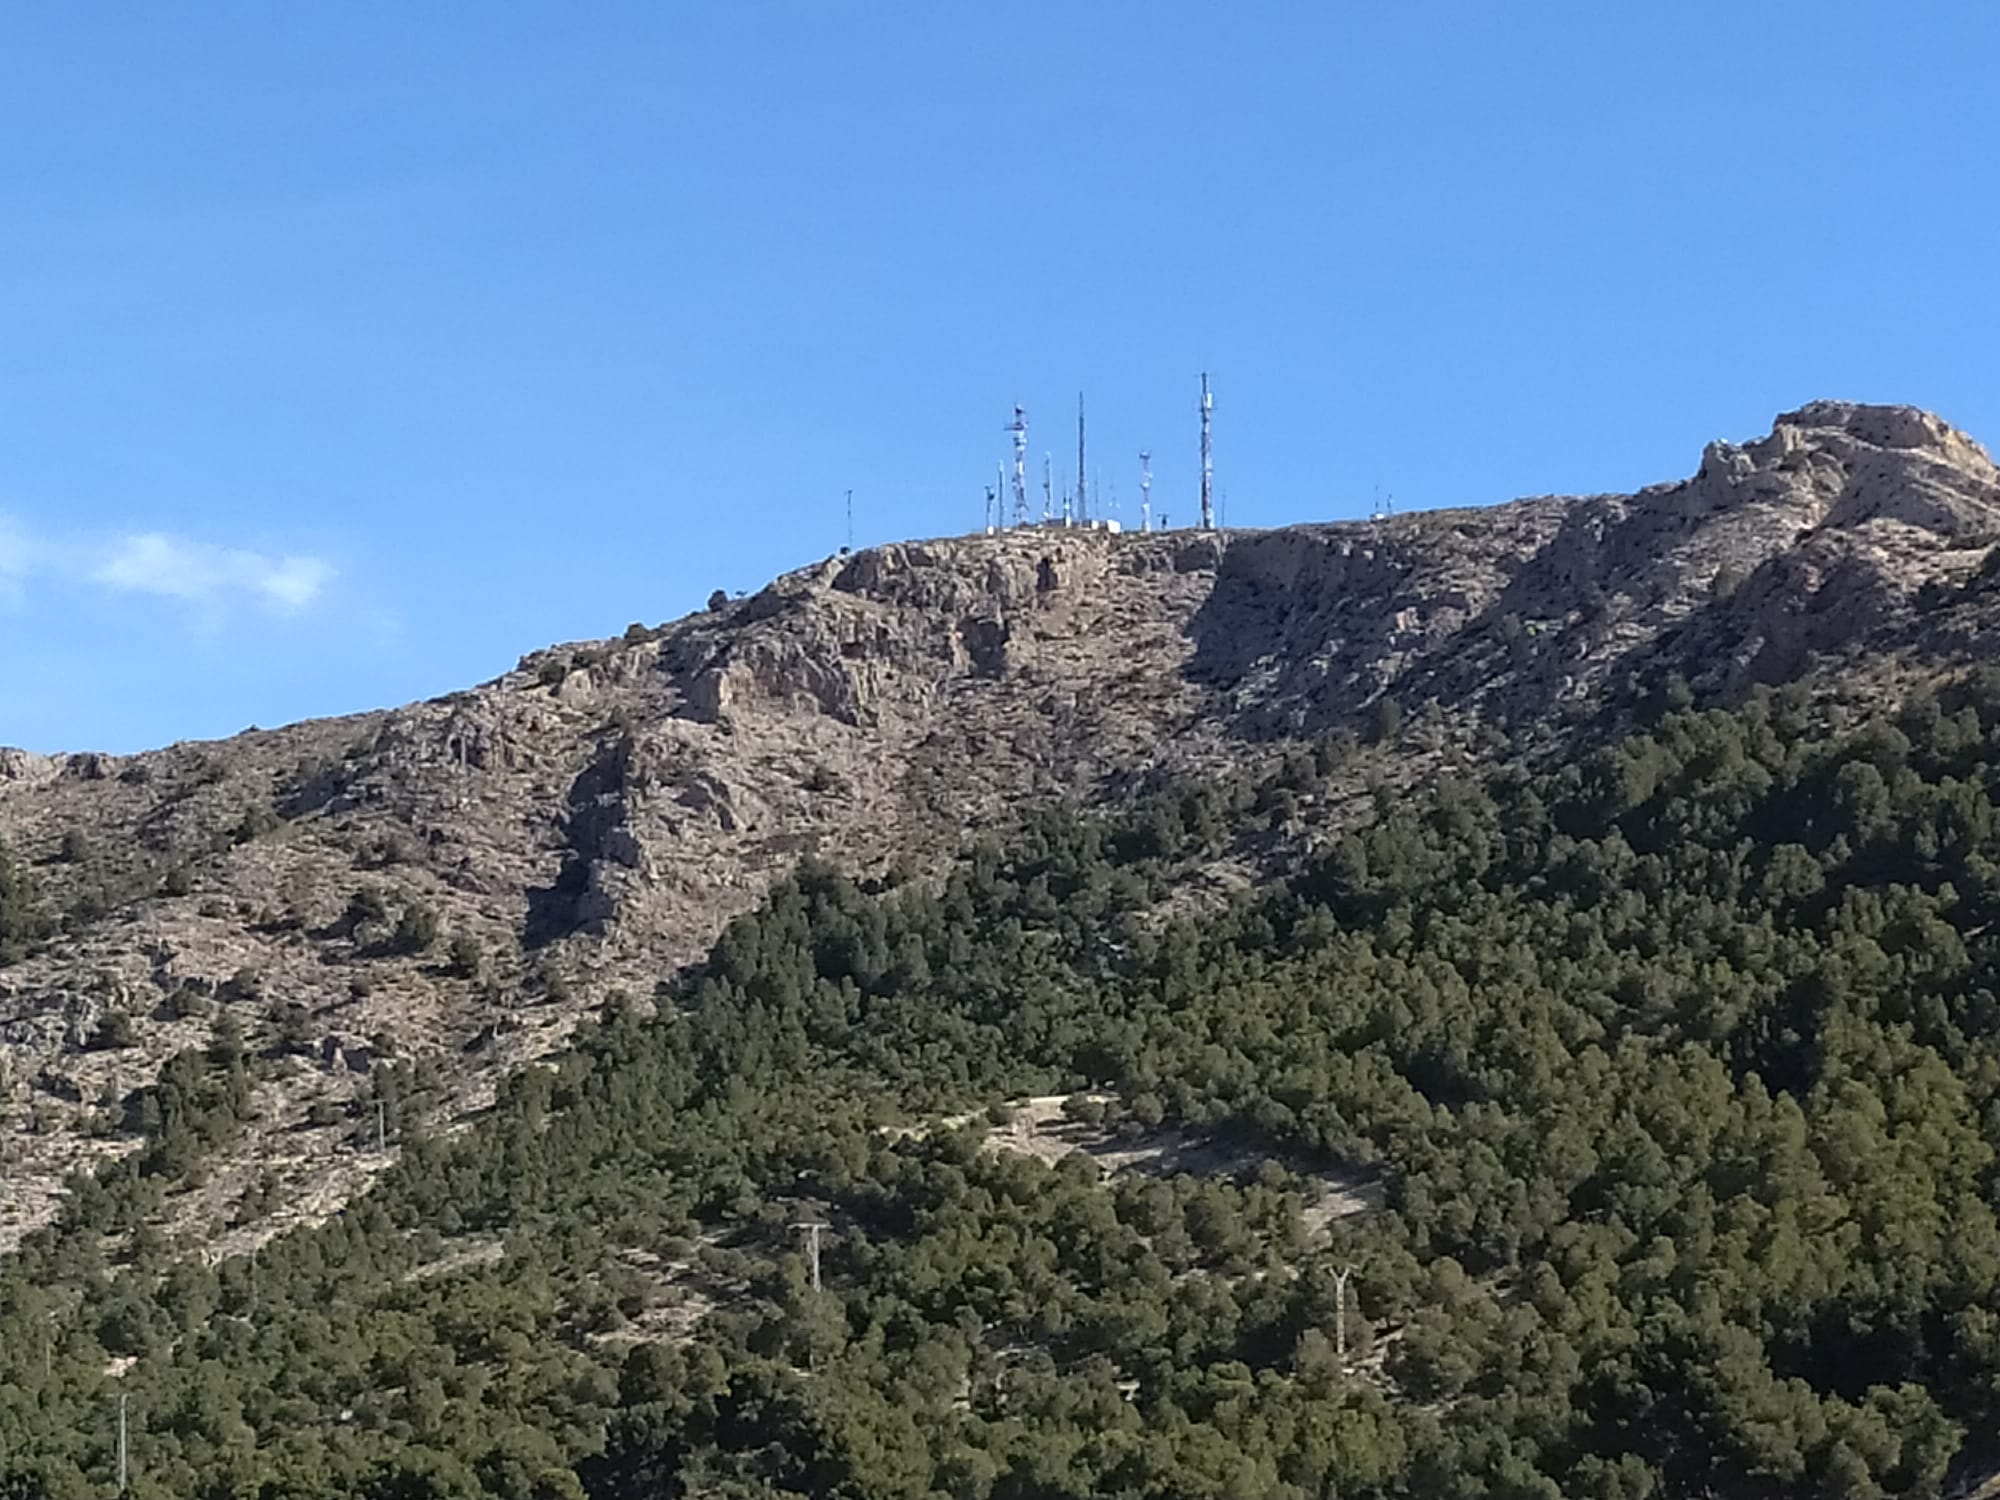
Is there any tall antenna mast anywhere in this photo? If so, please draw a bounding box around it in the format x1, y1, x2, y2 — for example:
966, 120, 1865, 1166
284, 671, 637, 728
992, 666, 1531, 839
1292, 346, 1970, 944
1007, 406, 1030, 527
1043, 453, 1054, 523
1199, 372, 1215, 530
984, 483, 996, 534
996, 462, 1007, 531
1077, 393, 1088, 527
1139, 451, 1153, 533
845, 489, 853, 551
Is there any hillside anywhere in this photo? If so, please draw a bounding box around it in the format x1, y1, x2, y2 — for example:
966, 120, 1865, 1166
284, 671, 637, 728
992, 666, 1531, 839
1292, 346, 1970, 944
3, 401, 1999, 1265
6, 637, 2000, 1494
4, 401, 2000, 1496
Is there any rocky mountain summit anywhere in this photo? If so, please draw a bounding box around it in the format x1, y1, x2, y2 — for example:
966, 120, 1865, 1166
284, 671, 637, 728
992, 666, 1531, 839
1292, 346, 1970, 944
3, 400, 1998, 1257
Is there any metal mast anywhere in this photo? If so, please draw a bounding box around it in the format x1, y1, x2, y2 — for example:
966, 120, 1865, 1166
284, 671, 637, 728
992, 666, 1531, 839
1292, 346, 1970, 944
1007, 407, 1030, 527
1043, 453, 1054, 523
1139, 451, 1153, 533
1199, 372, 1215, 530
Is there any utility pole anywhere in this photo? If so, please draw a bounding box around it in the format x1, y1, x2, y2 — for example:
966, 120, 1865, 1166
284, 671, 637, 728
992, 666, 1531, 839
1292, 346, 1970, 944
791, 1222, 829, 1292
1199, 372, 1215, 530
1332, 1265, 1355, 1371
1139, 451, 1153, 533
116, 1391, 129, 1494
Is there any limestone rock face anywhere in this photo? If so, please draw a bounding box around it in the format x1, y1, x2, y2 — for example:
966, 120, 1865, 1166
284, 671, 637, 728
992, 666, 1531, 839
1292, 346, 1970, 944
3, 400, 1998, 1256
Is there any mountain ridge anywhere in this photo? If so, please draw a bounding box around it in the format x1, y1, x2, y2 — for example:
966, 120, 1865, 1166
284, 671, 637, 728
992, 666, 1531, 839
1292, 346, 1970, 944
3, 397, 1998, 1258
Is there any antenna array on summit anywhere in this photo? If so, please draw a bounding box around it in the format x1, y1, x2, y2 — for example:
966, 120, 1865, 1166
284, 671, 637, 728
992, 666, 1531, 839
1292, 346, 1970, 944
978, 374, 1215, 537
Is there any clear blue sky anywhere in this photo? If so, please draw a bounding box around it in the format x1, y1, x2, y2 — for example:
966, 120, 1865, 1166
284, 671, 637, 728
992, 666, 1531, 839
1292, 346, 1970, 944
4, 4, 1996, 753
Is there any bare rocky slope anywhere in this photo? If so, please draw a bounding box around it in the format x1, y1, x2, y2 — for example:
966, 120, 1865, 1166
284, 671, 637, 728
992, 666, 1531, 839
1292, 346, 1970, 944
3, 399, 1998, 1258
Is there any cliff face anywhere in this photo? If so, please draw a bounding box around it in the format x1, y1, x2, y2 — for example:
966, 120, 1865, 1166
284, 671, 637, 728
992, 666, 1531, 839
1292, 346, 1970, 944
3, 400, 1998, 1255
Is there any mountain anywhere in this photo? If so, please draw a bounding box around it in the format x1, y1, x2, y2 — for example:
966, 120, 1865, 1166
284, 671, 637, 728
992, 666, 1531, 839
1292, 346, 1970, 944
3, 401, 1997, 1262
5, 401, 2000, 1497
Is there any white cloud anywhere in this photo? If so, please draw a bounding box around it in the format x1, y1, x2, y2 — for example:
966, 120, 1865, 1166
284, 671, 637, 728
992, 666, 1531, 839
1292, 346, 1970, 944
92, 532, 333, 613
0, 515, 334, 617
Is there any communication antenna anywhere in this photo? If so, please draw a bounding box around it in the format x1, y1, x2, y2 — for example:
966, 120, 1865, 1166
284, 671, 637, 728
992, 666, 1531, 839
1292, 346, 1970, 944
1370, 485, 1386, 523
996, 461, 1007, 530
1077, 393, 1088, 527
1062, 480, 1073, 527
1043, 453, 1054, 523
1139, 451, 1153, 533
845, 489, 853, 551
1007, 407, 1031, 527
1199, 372, 1215, 530
791, 1221, 829, 1292
984, 484, 996, 534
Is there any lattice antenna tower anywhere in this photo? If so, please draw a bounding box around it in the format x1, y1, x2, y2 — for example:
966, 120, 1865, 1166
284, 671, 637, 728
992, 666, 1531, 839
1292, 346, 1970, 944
1139, 451, 1153, 533
1076, 393, 1088, 526
1199, 372, 1215, 530
1007, 407, 1031, 526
